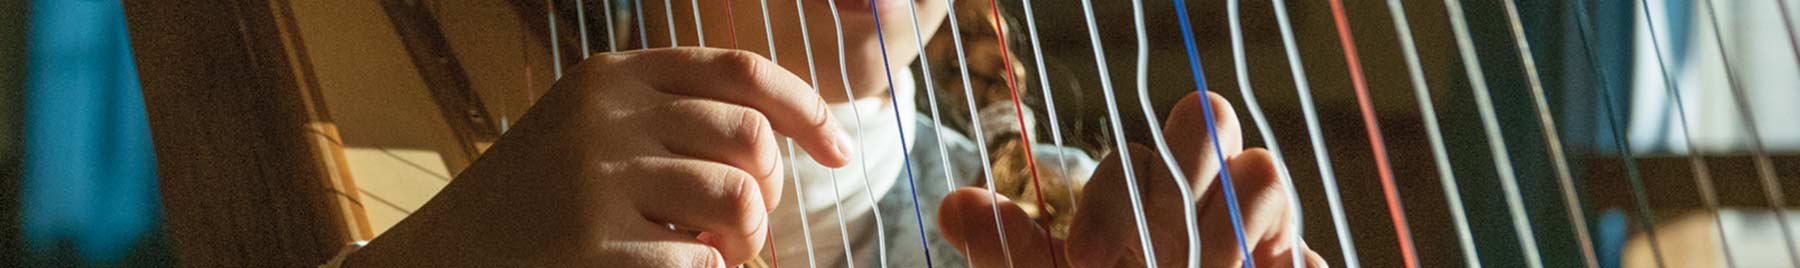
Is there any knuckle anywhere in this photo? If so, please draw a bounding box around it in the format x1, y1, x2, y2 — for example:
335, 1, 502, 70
713, 50, 770, 85
726, 107, 771, 152
642, 101, 701, 126
718, 169, 764, 235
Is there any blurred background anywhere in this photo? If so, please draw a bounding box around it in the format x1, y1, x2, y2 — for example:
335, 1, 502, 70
3, 0, 1797, 267
2, 0, 174, 267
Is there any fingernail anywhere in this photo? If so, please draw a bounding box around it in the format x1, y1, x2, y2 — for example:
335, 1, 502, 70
834, 130, 856, 159
696, 233, 718, 247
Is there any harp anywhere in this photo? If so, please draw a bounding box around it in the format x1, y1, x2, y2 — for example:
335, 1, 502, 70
126, 0, 1800, 267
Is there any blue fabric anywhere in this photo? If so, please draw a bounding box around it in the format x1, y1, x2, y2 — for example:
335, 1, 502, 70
1597, 209, 1628, 268
21, 0, 160, 264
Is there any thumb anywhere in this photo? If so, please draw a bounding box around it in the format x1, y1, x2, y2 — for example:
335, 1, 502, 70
939, 187, 1063, 268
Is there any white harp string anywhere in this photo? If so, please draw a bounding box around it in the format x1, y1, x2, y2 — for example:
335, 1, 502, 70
690, 0, 706, 46
786, 0, 858, 265
866, 1, 939, 264
764, 0, 822, 265
741, 0, 813, 266
1223, 1, 1304, 266
789, 138, 822, 268
900, 0, 958, 197
1381, 1, 1478, 266
1132, 0, 1202, 266
1498, 0, 1587, 266
578, 0, 591, 56
761, 2, 819, 268
1267, 0, 1357, 265
663, 0, 677, 46
603, 0, 617, 52
1562, 0, 1648, 266
548, 0, 563, 79
896, 5, 972, 266
634, 0, 649, 49
826, 167, 857, 267
1015, 0, 1080, 208
1441, 0, 1544, 266
824, 1, 893, 266
1625, 0, 1735, 265
936, 0, 1022, 266
1699, 0, 1800, 264
1077, 0, 1160, 265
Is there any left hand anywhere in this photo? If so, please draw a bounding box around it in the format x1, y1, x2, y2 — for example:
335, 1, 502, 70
938, 92, 1327, 268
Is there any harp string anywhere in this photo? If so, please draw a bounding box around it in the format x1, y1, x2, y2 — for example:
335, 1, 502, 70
1698, 0, 1800, 264
755, 0, 810, 265
724, 0, 736, 48
1776, 0, 1800, 68
709, 2, 778, 266
1160, 0, 1234, 266
896, 3, 968, 264
1498, 1, 1590, 266
779, 0, 859, 265
635, 0, 649, 49
1323, 0, 1418, 266
578, 0, 591, 56
691, 0, 706, 46
1618, 0, 1733, 265
980, 0, 1062, 264
1381, 0, 1478, 266
788, 137, 816, 268
542, 1, 1800, 266
1222, 0, 1305, 266
663, 0, 677, 46
548, 0, 564, 79
937, 0, 1019, 265
604, 0, 618, 52
1441, 1, 1548, 266
514, 1, 533, 133
1267, 0, 1357, 265
1075, 0, 1160, 265
827, 165, 857, 268
823, 2, 895, 266
1560, 1, 1639, 267
864, 0, 939, 265
899, 0, 959, 199
1015, 0, 1081, 211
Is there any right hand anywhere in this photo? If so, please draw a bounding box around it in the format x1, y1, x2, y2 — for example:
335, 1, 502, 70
938, 92, 1326, 268
343, 48, 852, 267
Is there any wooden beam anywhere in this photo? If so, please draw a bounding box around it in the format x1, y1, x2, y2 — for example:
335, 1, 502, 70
1585, 155, 1800, 210
378, 0, 501, 159
125, 0, 367, 265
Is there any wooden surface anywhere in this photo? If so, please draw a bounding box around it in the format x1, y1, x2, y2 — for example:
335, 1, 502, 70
378, 0, 502, 158
1585, 155, 1800, 210
125, 0, 367, 265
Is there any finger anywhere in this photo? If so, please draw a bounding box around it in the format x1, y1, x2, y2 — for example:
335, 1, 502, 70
1066, 144, 1173, 268
1264, 244, 1331, 268
592, 236, 730, 268
626, 48, 853, 167
648, 99, 785, 207
625, 158, 770, 265
1162, 91, 1243, 195
1198, 149, 1299, 268
939, 187, 1063, 268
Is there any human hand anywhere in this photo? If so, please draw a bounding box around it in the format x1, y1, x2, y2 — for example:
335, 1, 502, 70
344, 48, 849, 267
939, 92, 1327, 267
